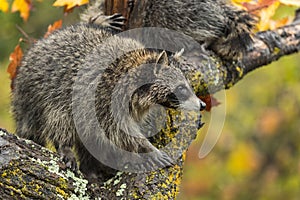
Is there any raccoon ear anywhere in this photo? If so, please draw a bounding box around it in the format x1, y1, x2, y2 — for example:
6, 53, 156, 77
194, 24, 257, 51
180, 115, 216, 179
156, 51, 169, 66
173, 48, 184, 60
154, 51, 169, 75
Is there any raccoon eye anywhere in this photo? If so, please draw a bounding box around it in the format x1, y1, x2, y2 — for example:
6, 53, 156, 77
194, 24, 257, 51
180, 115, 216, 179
177, 85, 188, 93
175, 85, 189, 100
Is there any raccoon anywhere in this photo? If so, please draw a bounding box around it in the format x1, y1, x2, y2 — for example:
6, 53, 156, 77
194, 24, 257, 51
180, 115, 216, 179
143, 0, 256, 60
82, 0, 256, 60
12, 22, 205, 182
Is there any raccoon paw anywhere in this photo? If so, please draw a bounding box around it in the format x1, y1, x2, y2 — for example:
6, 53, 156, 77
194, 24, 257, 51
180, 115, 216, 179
154, 150, 174, 166
106, 13, 126, 30
89, 13, 126, 31
141, 150, 174, 171
58, 147, 78, 171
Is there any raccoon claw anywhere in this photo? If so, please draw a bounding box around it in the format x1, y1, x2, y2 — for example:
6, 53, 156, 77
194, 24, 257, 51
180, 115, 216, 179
89, 13, 126, 31
142, 150, 174, 171
109, 13, 126, 21
107, 13, 126, 30
156, 150, 175, 166
63, 156, 77, 171
59, 147, 78, 171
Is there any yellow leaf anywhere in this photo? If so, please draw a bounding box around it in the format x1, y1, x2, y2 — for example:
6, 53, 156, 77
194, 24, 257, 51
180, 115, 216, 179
257, 1, 280, 31
232, 0, 252, 3
231, 0, 252, 8
0, 0, 9, 12
280, 0, 300, 6
11, 0, 31, 21
53, 0, 89, 11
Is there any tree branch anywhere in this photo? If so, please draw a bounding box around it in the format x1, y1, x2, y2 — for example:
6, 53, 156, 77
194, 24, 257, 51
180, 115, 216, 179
242, 20, 300, 73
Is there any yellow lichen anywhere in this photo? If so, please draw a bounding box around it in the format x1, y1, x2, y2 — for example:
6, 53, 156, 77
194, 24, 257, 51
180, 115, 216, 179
1, 171, 7, 177
273, 47, 281, 54
56, 186, 69, 199
235, 66, 244, 78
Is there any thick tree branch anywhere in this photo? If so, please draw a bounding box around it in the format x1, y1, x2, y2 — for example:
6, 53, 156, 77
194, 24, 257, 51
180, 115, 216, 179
0, 108, 197, 199
0, 128, 90, 199
242, 19, 300, 73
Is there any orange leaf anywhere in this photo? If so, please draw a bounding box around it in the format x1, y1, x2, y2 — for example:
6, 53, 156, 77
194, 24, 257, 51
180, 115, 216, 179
7, 44, 23, 82
44, 20, 63, 38
53, 0, 89, 12
11, 0, 32, 21
258, 0, 279, 6
199, 95, 221, 112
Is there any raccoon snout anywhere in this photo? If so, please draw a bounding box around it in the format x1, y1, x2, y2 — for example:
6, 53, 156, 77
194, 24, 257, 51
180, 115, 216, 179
199, 100, 206, 111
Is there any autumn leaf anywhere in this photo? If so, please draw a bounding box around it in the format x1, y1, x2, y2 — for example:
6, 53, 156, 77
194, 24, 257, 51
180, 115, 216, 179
241, 0, 281, 31
257, 0, 278, 7
0, 0, 9, 12
44, 20, 63, 38
199, 95, 221, 112
280, 0, 300, 6
11, 0, 32, 21
7, 44, 23, 83
257, 1, 281, 31
53, 0, 89, 12
240, 0, 278, 12
232, 0, 253, 4
269, 17, 291, 29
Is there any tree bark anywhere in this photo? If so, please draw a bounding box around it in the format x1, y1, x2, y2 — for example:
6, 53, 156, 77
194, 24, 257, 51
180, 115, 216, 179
1, 1, 300, 199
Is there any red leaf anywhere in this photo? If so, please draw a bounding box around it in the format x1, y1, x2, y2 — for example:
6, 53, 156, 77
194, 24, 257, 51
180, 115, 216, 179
199, 95, 221, 112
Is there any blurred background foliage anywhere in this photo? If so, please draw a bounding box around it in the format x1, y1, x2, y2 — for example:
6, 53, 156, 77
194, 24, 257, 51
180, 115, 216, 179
0, 1, 299, 199
180, 53, 300, 199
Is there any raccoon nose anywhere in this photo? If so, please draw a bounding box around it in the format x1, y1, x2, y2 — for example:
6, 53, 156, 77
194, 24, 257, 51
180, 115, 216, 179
199, 100, 206, 111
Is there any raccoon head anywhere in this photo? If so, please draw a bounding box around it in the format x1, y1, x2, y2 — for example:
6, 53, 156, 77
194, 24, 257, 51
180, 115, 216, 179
130, 51, 206, 121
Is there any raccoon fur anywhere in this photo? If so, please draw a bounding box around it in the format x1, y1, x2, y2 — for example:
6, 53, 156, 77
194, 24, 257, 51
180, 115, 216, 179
82, 0, 256, 60
12, 22, 205, 182
144, 0, 256, 60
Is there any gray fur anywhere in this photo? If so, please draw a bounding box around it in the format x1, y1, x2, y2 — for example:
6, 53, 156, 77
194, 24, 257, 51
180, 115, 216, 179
12, 23, 205, 182
82, 0, 255, 60
144, 0, 256, 60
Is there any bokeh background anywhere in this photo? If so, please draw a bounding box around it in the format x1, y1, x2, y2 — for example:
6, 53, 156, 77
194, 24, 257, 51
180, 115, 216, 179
0, 1, 299, 199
